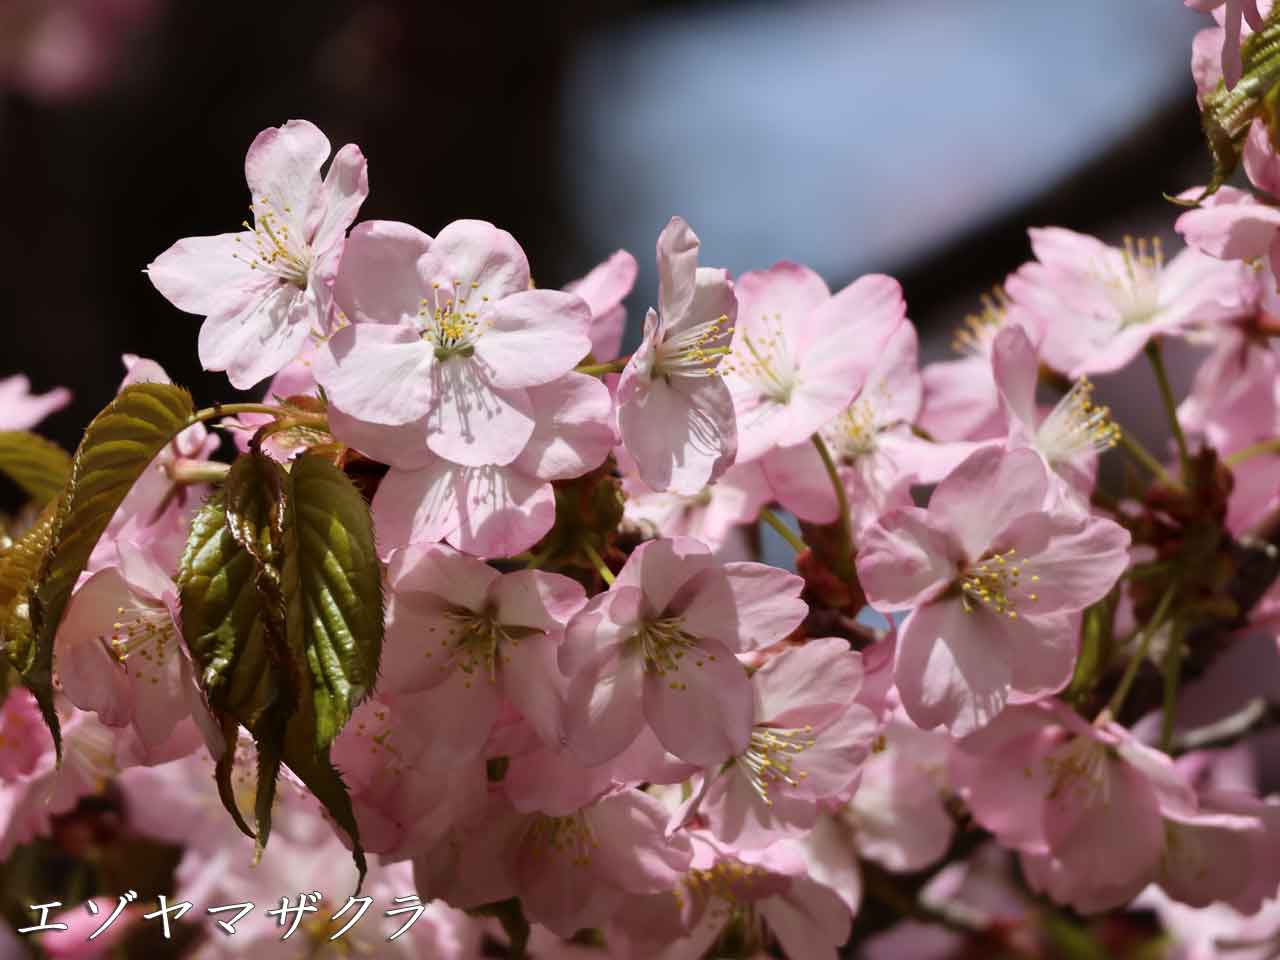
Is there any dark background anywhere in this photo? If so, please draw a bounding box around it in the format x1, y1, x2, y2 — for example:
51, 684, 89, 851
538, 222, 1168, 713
0, 0, 1209, 459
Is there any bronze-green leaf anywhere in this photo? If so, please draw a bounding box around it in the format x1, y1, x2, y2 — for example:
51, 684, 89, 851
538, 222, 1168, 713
30, 382, 194, 753
281, 455, 383, 751
0, 432, 72, 505
0, 504, 59, 755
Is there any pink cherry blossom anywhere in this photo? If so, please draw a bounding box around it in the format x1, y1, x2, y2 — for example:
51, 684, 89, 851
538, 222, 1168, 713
721, 261, 907, 464
0, 373, 70, 430
415, 788, 693, 938
330, 693, 488, 860
54, 542, 210, 760
990, 324, 1118, 513
147, 119, 368, 389
1, 708, 118, 859
1005, 227, 1250, 377
857, 445, 1131, 735
616, 217, 738, 494
609, 832, 852, 960
0, 689, 46, 782
332, 372, 614, 558
567, 249, 638, 362
674, 638, 878, 848
763, 321, 977, 535
316, 218, 592, 467
560, 537, 807, 766
619, 451, 772, 551
379, 542, 586, 754
951, 700, 1238, 914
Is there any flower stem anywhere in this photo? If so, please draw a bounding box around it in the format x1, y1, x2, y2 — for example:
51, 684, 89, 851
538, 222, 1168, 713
582, 541, 615, 586
190, 402, 285, 424
760, 507, 807, 555
1116, 425, 1174, 486
1225, 436, 1280, 468
1161, 621, 1186, 753
811, 433, 854, 581
1103, 581, 1179, 720
574, 357, 629, 377
1145, 340, 1191, 482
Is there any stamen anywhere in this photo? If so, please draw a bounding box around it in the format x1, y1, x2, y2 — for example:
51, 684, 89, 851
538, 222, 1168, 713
653, 313, 733, 379
1036, 376, 1119, 463
1098, 235, 1164, 328
231, 196, 312, 288
723, 313, 796, 402
736, 725, 816, 806
99, 604, 176, 685
952, 287, 1011, 358
957, 548, 1035, 619
630, 615, 710, 689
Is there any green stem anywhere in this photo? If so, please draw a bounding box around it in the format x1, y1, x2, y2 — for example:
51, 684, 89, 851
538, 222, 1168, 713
811, 433, 854, 581
1161, 621, 1186, 752
1116, 425, 1174, 486
190, 402, 285, 424
1103, 581, 1180, 720
760, 507, 807, 555
1225, 436, 1280, 468
582, 541, 615, 585
574, 357, 629, 377
1145, 340, 1191, 483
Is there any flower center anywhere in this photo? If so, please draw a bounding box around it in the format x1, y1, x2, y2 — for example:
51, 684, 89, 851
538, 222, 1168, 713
526, 812, 598, 866
1101, 236, 1163, 328
101, 603, 176, 685
736, 725, 815, 807
952, 288, 1011, 358
1036, 377, 1119, 464
430, 607, 542, 687
957, 548, 1040, 619
420, 280, 490, 361
234, 196, 312, 288
1045, 734, 1110, 805
724, 313, 797, 403
630, 615, 710, 685
652, 313, 733, 379
823, 400, 880, 462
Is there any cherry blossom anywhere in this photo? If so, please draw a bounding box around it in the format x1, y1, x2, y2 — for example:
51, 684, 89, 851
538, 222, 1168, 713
316, 218, 592, 467
148, 120, 368, 389
857, 445, 1131, 735
0, 373, 70, 430
616, 217, 739, 494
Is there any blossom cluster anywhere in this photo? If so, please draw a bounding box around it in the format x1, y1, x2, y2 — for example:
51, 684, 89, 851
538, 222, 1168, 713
4, 8, 1280, 956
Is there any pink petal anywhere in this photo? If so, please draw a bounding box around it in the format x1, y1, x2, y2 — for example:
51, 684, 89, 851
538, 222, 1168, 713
473, 289, 592, 390
146, 231, 266, 317
689, 561, 806, 653
326, 406, 434, 471
614, 537, 715, 616
759, 879, 852, 960
1005, 613, 1078, 702
991, 324, 1040, 440
567, 249, 638, 361
656, 216, 700, 327
754, 637, 863, 728
642, 634, 752, 765
317, 322, 437, 426
799, 272, 906, 369
996, 512, 1131, 615
333, 219, 432, 326
243, 119, 329, 232
448, 465, 555, 558
499, 632, 569, 747
762, 441, 840, 524
618, 375, 737, 495
559, 585, 644, 679
514, 373, 615, 481
588, 790, 693, 894
1176, 186, 1280, 261
53, 569, 135, 726
564, 644, 647, 765
312, 142, 369, 252
894, 598, 1013, 736
928, 445, 1049, 562
418, 219, 530, 306
426, 362, 535, 467
857, 506, 959, 611
372, 459, 460, 552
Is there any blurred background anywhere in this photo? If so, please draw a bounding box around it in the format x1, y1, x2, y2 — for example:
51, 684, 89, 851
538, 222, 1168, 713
0, 0, 1208, 458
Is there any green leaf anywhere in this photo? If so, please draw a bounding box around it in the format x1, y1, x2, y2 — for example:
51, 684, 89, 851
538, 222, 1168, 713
223, 453, 286, 573
0, 432, 72, 505
281, 455, 383, 750
0, 504, 59, 756
177, 494, 277, 730
28, 382, 194, 753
